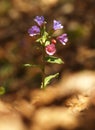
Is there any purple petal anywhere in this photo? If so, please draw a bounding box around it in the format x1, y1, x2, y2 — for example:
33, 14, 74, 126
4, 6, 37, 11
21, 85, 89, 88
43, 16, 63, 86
34, 16, 44, 26
28, 25, 40, 36
53, 20, 63, 30
57, 33, 68, 45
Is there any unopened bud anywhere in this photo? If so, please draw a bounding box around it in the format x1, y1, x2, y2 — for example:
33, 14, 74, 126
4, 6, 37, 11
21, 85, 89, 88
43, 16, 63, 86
51, 39, 57, 44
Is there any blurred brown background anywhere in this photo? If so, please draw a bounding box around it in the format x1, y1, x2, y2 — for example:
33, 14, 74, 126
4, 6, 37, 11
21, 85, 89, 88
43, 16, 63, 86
0, 0, 95, 130
0, 0, 95, 90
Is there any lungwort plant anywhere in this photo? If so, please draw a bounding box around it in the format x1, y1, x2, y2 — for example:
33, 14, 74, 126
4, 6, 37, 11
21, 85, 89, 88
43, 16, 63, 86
25, 16, 68, 89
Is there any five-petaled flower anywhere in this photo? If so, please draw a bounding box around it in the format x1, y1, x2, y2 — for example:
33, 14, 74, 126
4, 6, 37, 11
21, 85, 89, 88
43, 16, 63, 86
28, 16, 68, 54
53, 20, 63, 30
57, 33, 68, 45
34, 16, 44, 26
45, 43, 56, 55
28, 25, 40, 36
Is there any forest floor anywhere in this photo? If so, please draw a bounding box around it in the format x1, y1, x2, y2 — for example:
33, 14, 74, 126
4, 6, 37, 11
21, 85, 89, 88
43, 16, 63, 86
0, 0, 95, 130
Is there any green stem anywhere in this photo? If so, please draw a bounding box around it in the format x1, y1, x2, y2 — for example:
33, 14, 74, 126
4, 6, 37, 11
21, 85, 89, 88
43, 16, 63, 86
41, 45, 45, 88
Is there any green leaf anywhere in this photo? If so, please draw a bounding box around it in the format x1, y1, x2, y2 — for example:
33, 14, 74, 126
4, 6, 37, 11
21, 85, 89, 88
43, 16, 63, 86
41, 73, 59, 88
41, 31, 48, 43
0, 86, 5, 95
45, 41, 50, 46
36, 31, 48, 45
36, 38, 42, 43
45, 56, 64, 64
24, 64, 40, 67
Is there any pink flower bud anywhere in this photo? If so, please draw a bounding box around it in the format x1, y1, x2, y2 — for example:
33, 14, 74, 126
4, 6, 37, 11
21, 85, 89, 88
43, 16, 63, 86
51, 39, 57, 44
45, 43, 56, 55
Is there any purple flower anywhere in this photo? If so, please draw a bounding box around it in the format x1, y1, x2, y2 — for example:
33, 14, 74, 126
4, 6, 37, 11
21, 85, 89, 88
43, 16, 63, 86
45, 43, 56, 55
57, 33, 68, 45
53, 20, 63, 30
28, 25, 40, 36
34, 16, 44, 26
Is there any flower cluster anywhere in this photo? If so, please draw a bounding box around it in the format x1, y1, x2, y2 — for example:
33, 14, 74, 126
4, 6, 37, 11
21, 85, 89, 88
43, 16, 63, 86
27, 16, 68, 88
28, 16, 68, 55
